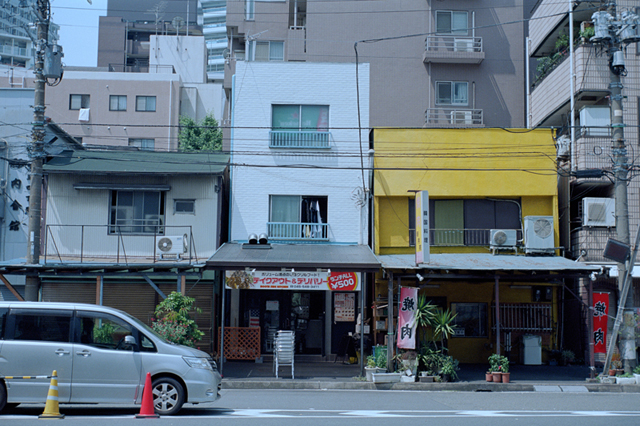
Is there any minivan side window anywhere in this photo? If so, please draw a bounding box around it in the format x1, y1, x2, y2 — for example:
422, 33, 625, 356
0, 308, 8, 339
9, 309, 72, 342
76, 311, 134, 351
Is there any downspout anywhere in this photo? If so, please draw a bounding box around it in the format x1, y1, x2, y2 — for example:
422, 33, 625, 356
526, 37, 530, 128
387, 271, 393, 371
168, 79, 173, 150
495, 275, 501, 355
569, 1, 576, 171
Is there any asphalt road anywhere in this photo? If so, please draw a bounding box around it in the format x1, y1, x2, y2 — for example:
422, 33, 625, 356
2, 389, 640, 425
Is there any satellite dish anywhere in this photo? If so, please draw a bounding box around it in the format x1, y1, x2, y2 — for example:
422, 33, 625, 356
171, 16, 184, 35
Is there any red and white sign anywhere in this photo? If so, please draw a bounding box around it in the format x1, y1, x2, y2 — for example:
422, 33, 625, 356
593, 292, 609, 354
397, 287, 418, 349
225, 270, 360, 291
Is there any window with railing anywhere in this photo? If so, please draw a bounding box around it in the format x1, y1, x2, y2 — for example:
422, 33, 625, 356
109, 190, 165, 235
430, 198, 521, 246
268, 195, 328, 241
271, 105, 330, 148
492, 303, 553, 333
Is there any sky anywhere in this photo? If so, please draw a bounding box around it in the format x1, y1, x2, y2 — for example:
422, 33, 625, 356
50, 0, 107, 67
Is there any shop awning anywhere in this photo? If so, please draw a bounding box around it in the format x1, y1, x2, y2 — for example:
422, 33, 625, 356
378, 253, 598, 278
205, 242, 381, 272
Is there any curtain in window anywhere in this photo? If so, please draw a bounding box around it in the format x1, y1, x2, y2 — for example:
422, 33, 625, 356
301, 105, 329, 131
434, 200, 464, 245
272, 105, 300, 130
271, 196, 300, 222
269, 42, 284, 61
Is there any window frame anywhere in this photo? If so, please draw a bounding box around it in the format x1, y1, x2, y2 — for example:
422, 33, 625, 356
450, 302, 488, 338
108, 190, 165, 235
128, 138, 155, 151
135, 96, 156, 112
271, 104, 330, 131
436, 10, 469, 35
69, 94, 90, 110
109, 95, 127, 111
174, 199, 196, 215
436, 81, 468, 105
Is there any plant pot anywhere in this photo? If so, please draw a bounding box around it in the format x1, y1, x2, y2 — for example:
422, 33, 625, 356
419, 375, 435, 383
501, 372, 510, 383
441, 373, 452, 382
609, 369, 617, 376
372, 372, 402, 383
400, 375, 415, 383
365, 366, 376, 382
634, 373, 640, 385
492, 372, 502, 383
486, 372, 493, 382
616, 376, 636, 385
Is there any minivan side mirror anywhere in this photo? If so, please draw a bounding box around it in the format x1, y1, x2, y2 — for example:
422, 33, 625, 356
124, 335, 138, 348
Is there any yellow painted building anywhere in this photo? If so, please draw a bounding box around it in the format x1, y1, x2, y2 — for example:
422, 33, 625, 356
372, 128, 591, 365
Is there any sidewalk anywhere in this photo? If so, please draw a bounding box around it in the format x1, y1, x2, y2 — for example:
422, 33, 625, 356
220, 359, 640, 392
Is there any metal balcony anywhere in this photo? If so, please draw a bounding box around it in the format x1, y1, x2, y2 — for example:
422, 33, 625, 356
267, 222, 329, 242
269, 131, 330, 149
424, 36, 484, 64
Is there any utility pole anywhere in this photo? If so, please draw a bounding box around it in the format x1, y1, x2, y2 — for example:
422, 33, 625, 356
25, 0, 50, 301
591, 2, 640, 373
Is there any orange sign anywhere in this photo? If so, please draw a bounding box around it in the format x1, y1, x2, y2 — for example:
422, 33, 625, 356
328, 272, 358, 291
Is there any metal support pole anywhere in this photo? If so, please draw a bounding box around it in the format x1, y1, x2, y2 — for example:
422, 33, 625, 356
387, 271, 393, 371
25, 0, 50, 301
495, 275, 501, 355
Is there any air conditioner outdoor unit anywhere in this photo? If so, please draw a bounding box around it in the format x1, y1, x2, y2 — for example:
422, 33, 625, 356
579, 106, 610, 137
490, 229, 517, 247
524, 216, 554, 253
156, 234, 188, 258
450, 110, 472, 124
454, 38, 474, 52
582, 197, 615, 227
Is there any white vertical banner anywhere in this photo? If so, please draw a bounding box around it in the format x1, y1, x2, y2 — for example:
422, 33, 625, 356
415, 190, 430, 264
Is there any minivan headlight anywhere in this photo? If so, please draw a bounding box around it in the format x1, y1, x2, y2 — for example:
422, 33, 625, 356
183, 356, 213, 370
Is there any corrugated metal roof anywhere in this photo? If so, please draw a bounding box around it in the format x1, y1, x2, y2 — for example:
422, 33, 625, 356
378, 253, 598, 272
44, 150, 229, 174
206, 242, 381, 272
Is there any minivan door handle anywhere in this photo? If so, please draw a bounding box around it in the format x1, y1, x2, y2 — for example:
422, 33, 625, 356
75, 349, 91, 357
55, 349, 71, 356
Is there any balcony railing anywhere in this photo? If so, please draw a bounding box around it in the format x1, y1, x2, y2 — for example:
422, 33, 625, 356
267, 222, 329, 242
424, 36, 484, 64
44, 224, 199, 264
269, 131, 331, 149
425, 108, 484, 127
492, 303, 553, 333
430, 229, 522, 247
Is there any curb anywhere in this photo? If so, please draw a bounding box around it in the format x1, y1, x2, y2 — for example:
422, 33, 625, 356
221, 380, 640, 393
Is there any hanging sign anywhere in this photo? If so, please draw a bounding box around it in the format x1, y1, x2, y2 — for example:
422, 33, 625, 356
415, 191, 430, 264
593, 292, 609, 354
397, 286, 418, 349
225, 270, 360, 291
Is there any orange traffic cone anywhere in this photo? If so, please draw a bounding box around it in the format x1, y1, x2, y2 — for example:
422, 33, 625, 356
39, 370, 64, 419
135, 372, 159, 418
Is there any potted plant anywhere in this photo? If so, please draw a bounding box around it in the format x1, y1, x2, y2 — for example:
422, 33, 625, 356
488, 354, 502, 382
616, 372, 636, 385
633, 365, 640, 385
419, 347, 444, 382
397, 350, 418, 376
500, 356, 510, 383
372, 351, 401, 383
440, 355, 459, 382
561, 350, 575, 366
610, 354, 622, 376
365, 355, 377, 382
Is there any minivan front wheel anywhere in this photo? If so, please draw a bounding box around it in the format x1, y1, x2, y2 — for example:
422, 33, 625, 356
151, 377, 185, 415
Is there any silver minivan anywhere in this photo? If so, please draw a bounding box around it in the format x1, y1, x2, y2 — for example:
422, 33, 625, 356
0, 302, 222, 415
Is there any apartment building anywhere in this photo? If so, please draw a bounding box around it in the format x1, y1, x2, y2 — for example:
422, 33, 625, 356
0, 0, 59, 69
528, 1, 640, 361
223, 0, 533, 136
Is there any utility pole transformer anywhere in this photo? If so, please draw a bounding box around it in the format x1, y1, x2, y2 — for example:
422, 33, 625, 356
591, 2, 640, 373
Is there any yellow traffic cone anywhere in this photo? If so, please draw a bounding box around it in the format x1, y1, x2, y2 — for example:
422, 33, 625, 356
39, 370, 64, 419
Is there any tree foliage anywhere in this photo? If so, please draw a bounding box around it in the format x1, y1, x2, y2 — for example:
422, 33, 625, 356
178, 113, 222, 152
151, 292, 204, 347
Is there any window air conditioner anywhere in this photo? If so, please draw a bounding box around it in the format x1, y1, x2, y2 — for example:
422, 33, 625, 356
454, 38, 474, 52
156, 234, 188, 258
524, 216, 554, 253
450, 110, 472, 124
490, 229, 517, 247
582, 197, 615, 227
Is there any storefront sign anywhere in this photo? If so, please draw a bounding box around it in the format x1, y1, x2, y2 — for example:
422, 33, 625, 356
415, 190, 430, 264
225, 270, 360, 291
593, 292, 609, 354
397, 286, 418, 349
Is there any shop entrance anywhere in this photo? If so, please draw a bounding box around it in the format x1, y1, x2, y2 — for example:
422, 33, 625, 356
242, 290, 325, 355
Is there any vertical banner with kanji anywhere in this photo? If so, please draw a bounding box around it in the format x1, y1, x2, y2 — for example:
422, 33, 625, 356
397, 287, 418, 349
593, 292, 609, 353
